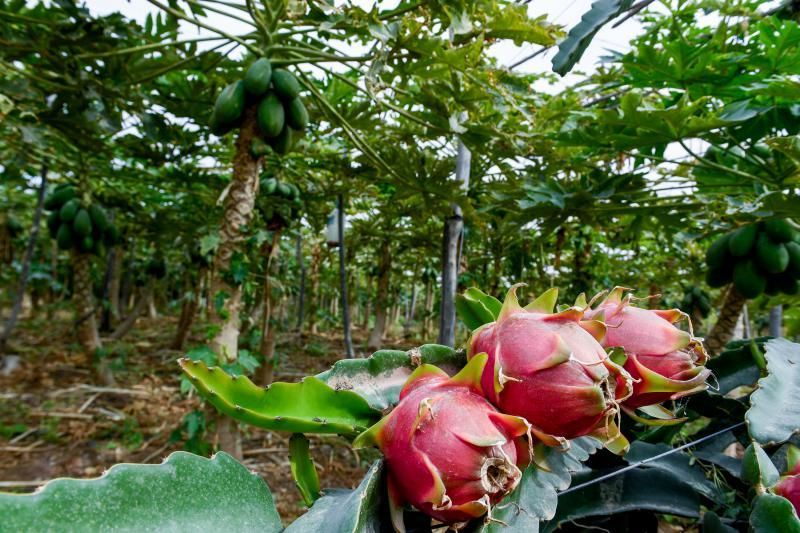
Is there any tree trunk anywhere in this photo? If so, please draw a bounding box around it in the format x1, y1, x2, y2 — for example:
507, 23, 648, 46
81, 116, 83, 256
367, 239, 391, 350
0, 166, 47, 355
362, 278, 371, 331
73, 252, 113, 385
110, 283, 152, 341
404, 283, 418, 338
208, 106, 262, 459
769, 305, 783, 338
295, 234, 306, 331
438, 215, 463, 347
171, 269, 205, 351
337, 195, 355, 358
308, 243, 322, 334
256, 230, 282, 386
706, 287, 748, 356
119, 252, 133, 317
422, 279, 433, 340
103, 247, 123, 330
146, 288, 158, 319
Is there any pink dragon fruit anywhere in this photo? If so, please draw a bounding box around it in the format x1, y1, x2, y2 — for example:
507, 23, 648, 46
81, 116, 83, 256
353, 354, 530, 529
775, 445, 800, 515
467, 285, 632, 452
582, 287, 710, 410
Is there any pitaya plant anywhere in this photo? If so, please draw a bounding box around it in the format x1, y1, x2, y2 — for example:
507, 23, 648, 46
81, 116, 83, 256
353, 354, 530, 529
467, 285, 632, 453
581, 287, 711, 415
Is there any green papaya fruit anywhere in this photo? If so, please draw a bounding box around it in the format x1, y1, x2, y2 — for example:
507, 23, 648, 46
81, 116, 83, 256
257, 93, 285, 138
251, 137, 270, 157
285, 97, 308, 130
765, 278, 780, 296
45, 186, 76, 211
271, 126, 293, 155
213, 80, 245, 125
93, 240, 107, 258
73, 209, 92, 237
271, 69, 301, 100
287, 183, 300, 201
705, 234, 731, 268
775, 274, 800, 295
46, 210, 61, 235
706, 266, 732, 288
755, 233, 789, 274
56, 224, 74, 250
261, 177, 278, 195
763, 219, 796, 243
277, 182, 292, 198
59, 199, 81, 223
78, 235, 94, 253
786, 241, 800, 278
244, 58, 272, 96
728, 224, 759, 257
88, 204, 108, 233
208, 108, 233, 136
733, 260, 766, 298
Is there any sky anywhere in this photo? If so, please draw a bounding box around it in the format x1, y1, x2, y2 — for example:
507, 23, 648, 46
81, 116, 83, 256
82, 0, 647, 90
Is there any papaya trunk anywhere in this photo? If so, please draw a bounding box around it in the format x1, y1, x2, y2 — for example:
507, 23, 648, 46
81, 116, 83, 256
438, 214, 462, 347
256, 230, 282, 386
171, 269, 205, 351
110, 282, 152, 341
208, 105, 261, 459
706, 287, 747, 356
308, 243, 322, 334
769, 305, 783, 337
0, 166, 47, 355
108, 247, 122, 321
367, 239, 391, 351
295, 234, 306, 331
73, 252, 113, 385
422, 279, 433, 340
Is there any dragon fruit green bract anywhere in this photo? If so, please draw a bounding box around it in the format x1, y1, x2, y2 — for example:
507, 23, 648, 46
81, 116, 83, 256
467, 285, 632, 452
774, 445, 800, 515
353, 354, 530, 530
582, 287, 710, 410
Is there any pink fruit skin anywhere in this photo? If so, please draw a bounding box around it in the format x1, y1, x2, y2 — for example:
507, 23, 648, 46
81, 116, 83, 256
469, 288, 624, 441
776, 475, 800, 516
585, 288, 710, 409
358, 358, 527, 526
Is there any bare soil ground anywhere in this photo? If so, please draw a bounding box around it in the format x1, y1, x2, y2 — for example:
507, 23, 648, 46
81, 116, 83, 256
0, 311, 409, 524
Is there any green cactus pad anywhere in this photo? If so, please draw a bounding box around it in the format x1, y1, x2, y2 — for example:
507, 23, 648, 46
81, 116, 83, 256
179, 358, 380, 437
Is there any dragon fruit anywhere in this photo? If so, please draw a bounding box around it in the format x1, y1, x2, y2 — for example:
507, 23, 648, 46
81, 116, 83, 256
467, 285, 631, 452
582, 287, 710, 410
353, 354, 530, 529
775, 445, 800, 515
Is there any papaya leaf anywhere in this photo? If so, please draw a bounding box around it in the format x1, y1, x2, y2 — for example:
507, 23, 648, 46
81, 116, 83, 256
285, 460, 385, 533
746, 338, 800, 445
750, 493, 800, 533
289, 434, 321, 507
473, 437, 602, 532
179, 358, 380, 437
0, 452, 281, 532
315, 344, 466, 411
742, 443, 780, 489
551, 0, 635, 76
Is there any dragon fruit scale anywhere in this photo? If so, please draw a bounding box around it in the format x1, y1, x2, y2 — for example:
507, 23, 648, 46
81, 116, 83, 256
775, 445, 800, 516
353, 354, 531, 530
467, 285, 632, 452
582, 287, 711, 410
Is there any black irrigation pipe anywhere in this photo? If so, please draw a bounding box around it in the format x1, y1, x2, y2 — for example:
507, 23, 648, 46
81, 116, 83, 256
559, 421, 746, 496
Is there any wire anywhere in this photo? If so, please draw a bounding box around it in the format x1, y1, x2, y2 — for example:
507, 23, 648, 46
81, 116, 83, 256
559, 421, 746, 496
